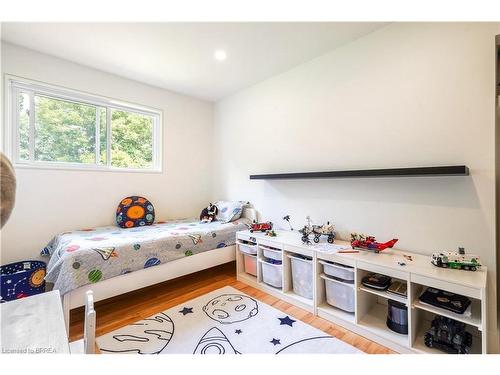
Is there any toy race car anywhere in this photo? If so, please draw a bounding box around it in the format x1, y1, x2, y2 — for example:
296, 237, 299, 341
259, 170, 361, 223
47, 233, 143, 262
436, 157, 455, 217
350, 233, 398, 253
250, 221, 273, 233
431, 247, 481, 271
424, 316, 472, 354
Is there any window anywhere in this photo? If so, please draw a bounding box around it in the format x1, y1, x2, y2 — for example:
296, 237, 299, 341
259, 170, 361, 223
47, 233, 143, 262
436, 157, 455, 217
5, 76, 162, 172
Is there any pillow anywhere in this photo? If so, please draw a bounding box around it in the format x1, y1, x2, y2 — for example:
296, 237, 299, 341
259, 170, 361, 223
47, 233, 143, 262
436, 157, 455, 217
214, 201, 245, 223
116, 196, 155, 228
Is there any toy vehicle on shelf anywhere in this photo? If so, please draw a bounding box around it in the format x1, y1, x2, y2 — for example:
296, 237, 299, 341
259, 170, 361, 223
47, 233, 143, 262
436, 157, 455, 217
311, 222, 336, 243
299, 217, 336, 244
299, 224, 314, 244
350, 233, 398, 253
250, 221, 273, 233
431, 247, 481, 271
424, 316, 472, 354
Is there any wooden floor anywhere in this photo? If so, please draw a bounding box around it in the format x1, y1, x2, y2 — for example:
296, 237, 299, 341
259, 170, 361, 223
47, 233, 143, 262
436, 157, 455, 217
69, 262, 395, 354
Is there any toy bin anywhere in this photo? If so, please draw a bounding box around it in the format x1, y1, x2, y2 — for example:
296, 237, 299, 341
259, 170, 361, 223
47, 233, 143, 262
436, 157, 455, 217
261, 246, 282, 261
321, 274, 355, 312
259, 259, 282, 288
243, 254, 257, 276
237, 240, 257, 255
288, 254, 313, 300
1, 260, 47, 303
319, 260, 354, 283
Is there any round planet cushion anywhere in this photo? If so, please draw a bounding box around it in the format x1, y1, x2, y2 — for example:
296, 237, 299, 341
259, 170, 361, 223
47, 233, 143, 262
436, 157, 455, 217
116, 196, 155, 228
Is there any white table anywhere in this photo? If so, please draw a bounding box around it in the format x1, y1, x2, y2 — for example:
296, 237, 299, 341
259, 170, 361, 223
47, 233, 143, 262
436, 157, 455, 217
1, 290, 69, 354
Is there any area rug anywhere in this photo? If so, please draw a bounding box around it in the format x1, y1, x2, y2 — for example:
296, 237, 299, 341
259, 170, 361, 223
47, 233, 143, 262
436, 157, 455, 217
96, 286, 362, 354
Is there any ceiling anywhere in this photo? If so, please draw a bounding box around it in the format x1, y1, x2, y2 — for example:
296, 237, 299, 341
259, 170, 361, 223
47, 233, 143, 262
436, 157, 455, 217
1, 22, 387, 101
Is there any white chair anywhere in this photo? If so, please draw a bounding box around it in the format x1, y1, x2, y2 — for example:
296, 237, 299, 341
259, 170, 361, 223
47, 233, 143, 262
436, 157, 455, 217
69, 290, 97, 354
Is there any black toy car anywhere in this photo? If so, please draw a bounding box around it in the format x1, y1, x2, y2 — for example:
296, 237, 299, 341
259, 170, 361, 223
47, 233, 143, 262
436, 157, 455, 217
424, 316, 472, 354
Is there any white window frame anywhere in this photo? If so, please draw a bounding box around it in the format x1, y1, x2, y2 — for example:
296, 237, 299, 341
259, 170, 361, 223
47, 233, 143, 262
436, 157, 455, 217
3, 75, 163, 173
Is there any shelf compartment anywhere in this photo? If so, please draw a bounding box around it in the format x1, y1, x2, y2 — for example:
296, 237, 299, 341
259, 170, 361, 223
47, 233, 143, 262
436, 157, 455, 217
412, 325, 482, 354
283, 290, 314, 307
317, 303, 355, 324
258, 259, 283, 290
237, 240, 258, 255
412, 299, 482, 330
359, 286, 407, 306
357, 303, 409, 348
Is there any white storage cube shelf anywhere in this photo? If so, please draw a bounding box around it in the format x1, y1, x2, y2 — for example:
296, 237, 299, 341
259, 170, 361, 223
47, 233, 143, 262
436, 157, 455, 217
235, 230, 489, 354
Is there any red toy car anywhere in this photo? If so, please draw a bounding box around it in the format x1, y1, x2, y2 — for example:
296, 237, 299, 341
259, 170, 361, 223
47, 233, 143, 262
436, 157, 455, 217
350, 233, 398, 253
250, 221, 273, 233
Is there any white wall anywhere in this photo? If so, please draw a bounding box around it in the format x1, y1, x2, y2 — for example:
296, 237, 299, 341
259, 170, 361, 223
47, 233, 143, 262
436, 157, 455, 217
0, 42, 214, 264
213, 23, 500, 351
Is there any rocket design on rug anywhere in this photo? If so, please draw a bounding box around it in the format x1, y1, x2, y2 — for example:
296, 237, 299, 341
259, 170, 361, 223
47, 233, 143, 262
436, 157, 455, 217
193, 327, 240, 354
98, 313, 174, 354
203, 294, 259, 324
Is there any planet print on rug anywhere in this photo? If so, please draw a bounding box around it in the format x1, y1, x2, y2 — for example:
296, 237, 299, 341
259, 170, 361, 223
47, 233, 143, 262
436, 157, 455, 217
202, 294, 258, 324
96, 286, 362, 354
116, 196, 155, 228
99, 313, 174, 354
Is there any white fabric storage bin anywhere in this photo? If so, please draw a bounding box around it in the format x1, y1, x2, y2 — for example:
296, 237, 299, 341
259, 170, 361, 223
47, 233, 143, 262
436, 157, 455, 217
288, 254, 313, 300
259, 259, 282, 288
262, 246, 282, 261
319, 260, 354, 283
321, 274, 355, 312
243, 254, 257, 276
238, 241, 257, 255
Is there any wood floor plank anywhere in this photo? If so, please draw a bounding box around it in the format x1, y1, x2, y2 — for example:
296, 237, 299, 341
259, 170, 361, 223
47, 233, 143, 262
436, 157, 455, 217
68, 262, 395, 354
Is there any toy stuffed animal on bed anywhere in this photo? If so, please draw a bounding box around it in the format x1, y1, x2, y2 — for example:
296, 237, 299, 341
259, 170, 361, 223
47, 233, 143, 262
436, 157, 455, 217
200, 203, 218, 223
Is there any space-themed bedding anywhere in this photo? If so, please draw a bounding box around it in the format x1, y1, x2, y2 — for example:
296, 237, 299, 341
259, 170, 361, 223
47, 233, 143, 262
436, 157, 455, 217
42, 218, 251, 296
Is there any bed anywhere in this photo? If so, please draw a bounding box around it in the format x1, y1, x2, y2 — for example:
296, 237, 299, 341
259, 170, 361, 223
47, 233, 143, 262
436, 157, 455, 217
42, 207, 256, 333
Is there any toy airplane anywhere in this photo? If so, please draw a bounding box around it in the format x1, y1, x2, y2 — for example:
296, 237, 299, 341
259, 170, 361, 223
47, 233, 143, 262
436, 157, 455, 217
350, 233, 398, 253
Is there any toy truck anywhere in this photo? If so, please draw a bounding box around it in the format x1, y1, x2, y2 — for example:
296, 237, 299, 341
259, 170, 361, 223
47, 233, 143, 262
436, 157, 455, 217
431, 248, 481, 271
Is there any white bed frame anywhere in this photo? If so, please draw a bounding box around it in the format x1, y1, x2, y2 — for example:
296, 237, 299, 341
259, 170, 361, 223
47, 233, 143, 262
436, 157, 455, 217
62, 207, 257, 334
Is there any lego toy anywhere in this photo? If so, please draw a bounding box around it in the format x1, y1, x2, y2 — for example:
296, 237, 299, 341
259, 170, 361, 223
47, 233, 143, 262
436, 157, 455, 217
431, 247, 481, 271
312, 221, 336, 243
249, 221, 273, 233
299, 216, 336, 244
424, 316, 472, 354
283, 215, 294, 231
350, 233, 398, 253
266, 229, 277, 237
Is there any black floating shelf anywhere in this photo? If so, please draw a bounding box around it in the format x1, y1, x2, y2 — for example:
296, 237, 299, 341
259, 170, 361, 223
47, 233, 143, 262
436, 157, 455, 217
250, 166, 469, 180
